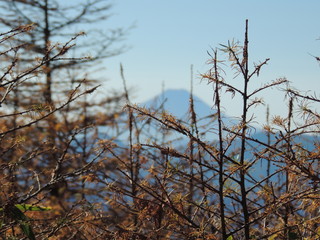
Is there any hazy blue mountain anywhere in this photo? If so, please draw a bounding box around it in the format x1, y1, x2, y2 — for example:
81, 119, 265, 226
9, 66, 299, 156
141, 89, 239, 141
143, 89, 214, 119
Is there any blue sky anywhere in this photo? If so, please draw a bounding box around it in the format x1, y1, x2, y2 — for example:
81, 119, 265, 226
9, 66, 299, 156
102, 0, 320, 125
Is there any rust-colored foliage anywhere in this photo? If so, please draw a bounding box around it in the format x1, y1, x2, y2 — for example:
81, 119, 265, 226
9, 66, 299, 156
0, 3, 319, 240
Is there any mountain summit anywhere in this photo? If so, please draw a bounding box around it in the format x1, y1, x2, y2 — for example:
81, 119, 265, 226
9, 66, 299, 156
143, 89, 214, 119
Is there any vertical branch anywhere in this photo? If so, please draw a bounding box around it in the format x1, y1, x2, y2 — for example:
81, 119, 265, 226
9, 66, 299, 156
161, 81, 166, 144
212, 50, 227, 239
7, 66, 20, 200
239, 19, 250, 240
120, 63, 138, 227
81, 81, 88, 200
284, 97, 293, 239
266, 105, 271, 183
188, 64, 195, 219
42, 0, 60, 199
44, 0, 52, 105
263, 105, 271, 235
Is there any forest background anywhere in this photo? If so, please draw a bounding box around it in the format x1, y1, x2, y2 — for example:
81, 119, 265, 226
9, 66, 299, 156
0, 1, 319, 240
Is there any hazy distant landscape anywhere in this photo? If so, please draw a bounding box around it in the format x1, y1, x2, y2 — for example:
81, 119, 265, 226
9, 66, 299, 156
0, 1, 319, 240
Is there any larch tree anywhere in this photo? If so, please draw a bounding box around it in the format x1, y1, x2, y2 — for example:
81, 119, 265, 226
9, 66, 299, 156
0, 1, 130, 238
0, 0, 127, 190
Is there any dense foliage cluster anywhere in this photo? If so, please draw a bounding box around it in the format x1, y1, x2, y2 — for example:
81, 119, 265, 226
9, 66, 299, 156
0, 1, 319, 240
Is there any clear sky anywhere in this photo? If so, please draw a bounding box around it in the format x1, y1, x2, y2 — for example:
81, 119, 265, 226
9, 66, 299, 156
102, 0, 320, 125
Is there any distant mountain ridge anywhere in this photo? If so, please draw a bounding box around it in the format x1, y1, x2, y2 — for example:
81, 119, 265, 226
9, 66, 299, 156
141, 88, 318, 150
141, 89, 319, 184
